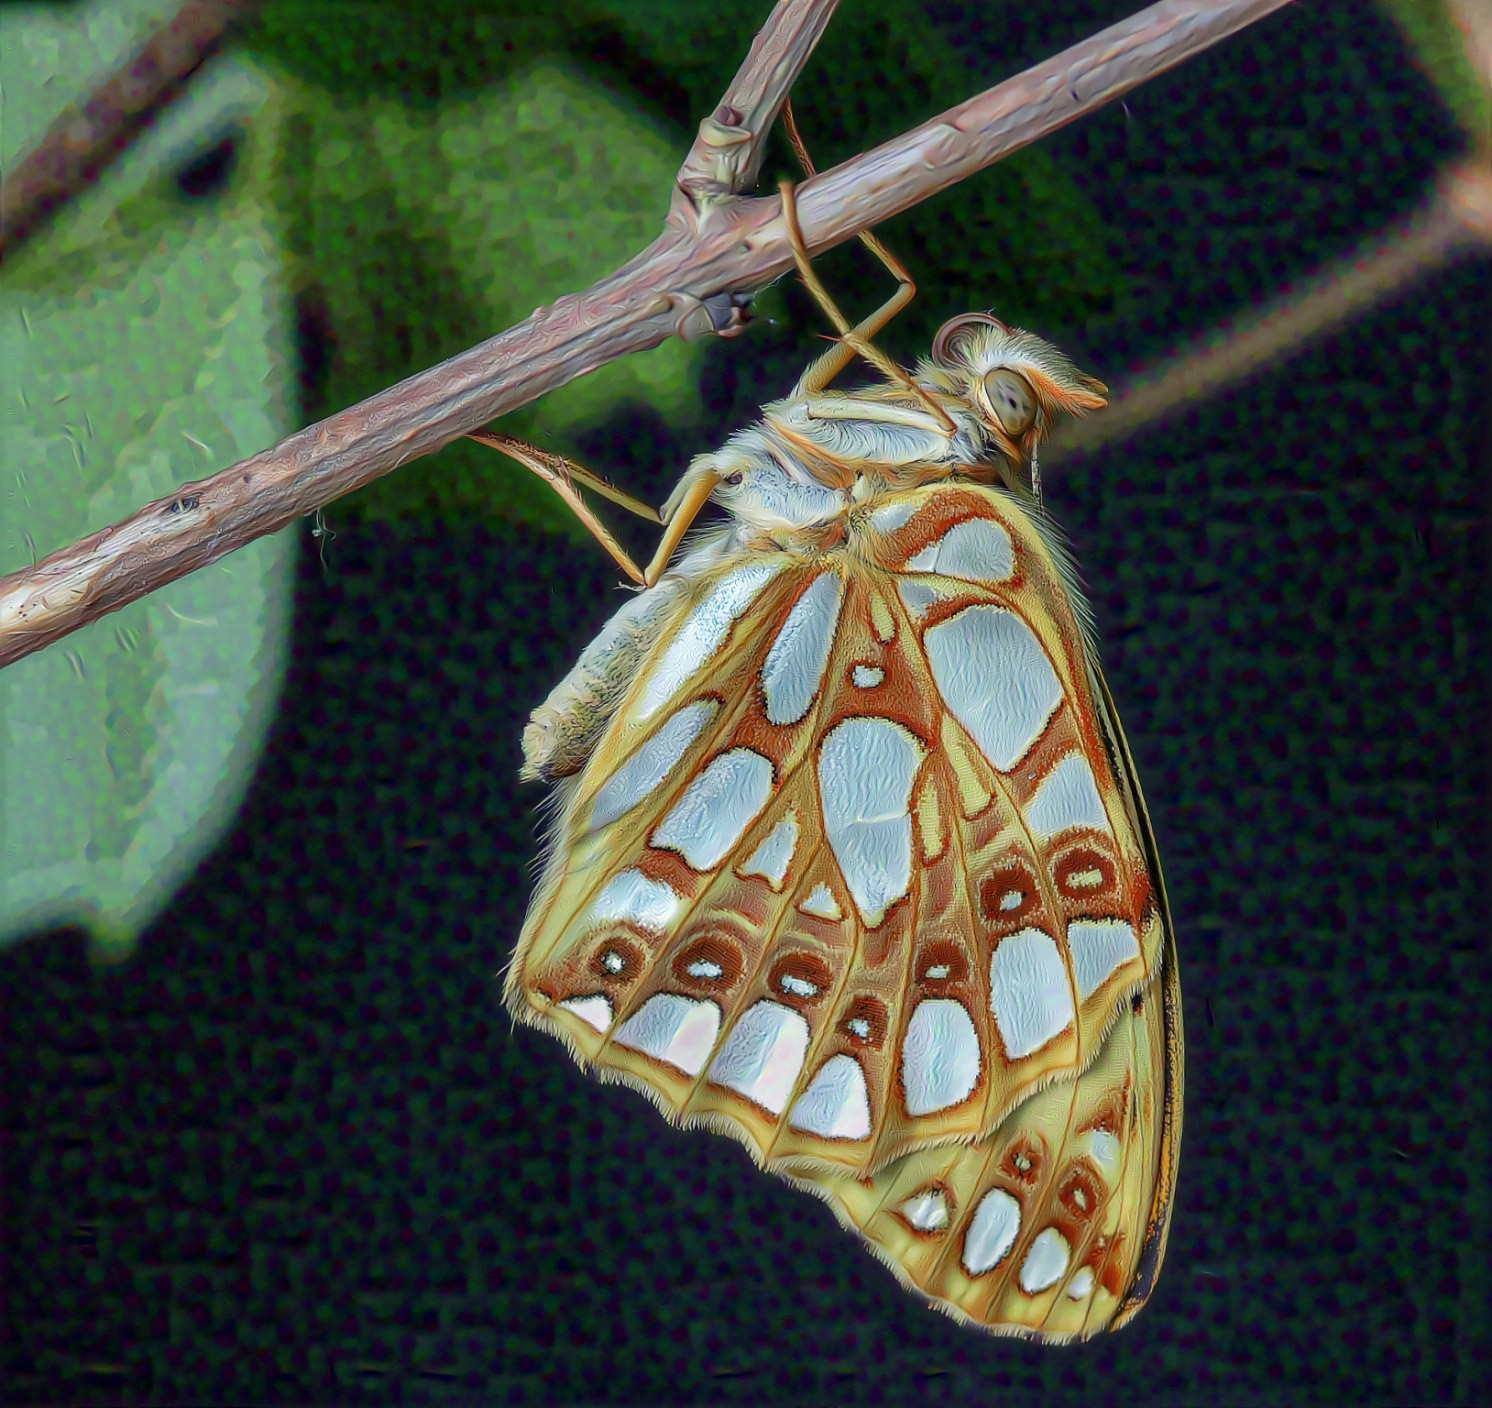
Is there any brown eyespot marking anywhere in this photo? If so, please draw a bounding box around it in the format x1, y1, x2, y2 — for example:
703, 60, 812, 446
587, 935, 646, 984
671, 929, 745, 994
840, 995, 888, 1049
1054, 846, 1117, 901
1057, 1165, 1104, 1224
1001, 1135, 1045, 1187
769, 952, 833, 1009
980, 863, 1040, 927
916, 939, 970, 992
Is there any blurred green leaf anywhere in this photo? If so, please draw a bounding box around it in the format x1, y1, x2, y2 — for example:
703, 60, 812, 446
1378, 0, 1490, 144
1, 3, 297, 958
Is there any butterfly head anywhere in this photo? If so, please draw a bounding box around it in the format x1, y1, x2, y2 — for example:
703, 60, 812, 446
922, 313, 1107, 471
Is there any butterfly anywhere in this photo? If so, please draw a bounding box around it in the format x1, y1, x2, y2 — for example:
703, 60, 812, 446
495, 183, 1183, 1342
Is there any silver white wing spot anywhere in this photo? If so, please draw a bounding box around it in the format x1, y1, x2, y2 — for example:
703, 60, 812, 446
589, 700, 717, 830
586, 870, 681, 932
924, 606, 1061, 771
709, 1000, 810, 1115
651, 748, 774, 870
635, 562, 783, 720
902, 998, 981, 1116
962, 1189, 1021, 1275
559, 994, 613, 1033
1067, 918, 1141, 1001
1084, 1127, 1122, 1177
817, 717, 925, 927
1018, 1228, 1071, 1294
789, 1054, 872, 1140
737, 810, 798, 888
904, 516, 1015, 584
1026, 753, 1110, 839
870, 499, 918, 533
898, 1187, 951, 1232
761, 571, 844, 725
613, 994, 721, 1075
798, 883, 842, 920
989, 927, 1075, 1058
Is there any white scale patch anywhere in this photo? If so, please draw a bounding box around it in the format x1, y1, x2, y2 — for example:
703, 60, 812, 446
613, 993, 720, 1076
798, 884, 841, 920
789, 1054, 871, 1140
737, 811, 798, 888
559, 994, 613, 1034
989, 927, 1075, 1059
1067, 918, 1141, 1001
1026, 753, 1109, 838
924, 606, 1062, 772
589, 700, 717, 830
902, 998, 981, 1116
1066, 1265, 1096, 1301
817, 717, 925, 927
652, 748, 774, 871
962, 1189, 1021, 1275
895, 578, 945, 623
851, 663, 884, 689
847, 1016, 872, 1041
587, 869, 681, 932
904, 516, 1015, 584
1019, 1227, 1071, 1294
636, 562, 783, 720
687, 958, 724, 980
761, 572, 843, 725
710, 1000, 810, 1115
898, 1188, 950, 1233
779, 973, 818, 998
870, 499, 918, 534
1084, 1127, 1122, 1177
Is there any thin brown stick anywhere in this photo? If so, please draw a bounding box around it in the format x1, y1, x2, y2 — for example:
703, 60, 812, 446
0, 0, 251, 257
0, 0, 1291, 669
1049, 154, 1492, 461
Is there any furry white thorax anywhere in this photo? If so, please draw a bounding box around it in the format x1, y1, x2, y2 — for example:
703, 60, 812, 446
693, 389, 988, 538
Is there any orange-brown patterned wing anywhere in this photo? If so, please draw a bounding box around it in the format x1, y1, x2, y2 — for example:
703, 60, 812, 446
795, 921, 1180, 1341
509, 482, 1170, 1195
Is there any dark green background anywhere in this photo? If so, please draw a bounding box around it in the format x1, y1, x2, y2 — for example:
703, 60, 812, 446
3, 1, 1489, 1404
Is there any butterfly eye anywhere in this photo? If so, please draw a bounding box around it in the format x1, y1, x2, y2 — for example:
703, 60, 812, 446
982, 369, 1039, 436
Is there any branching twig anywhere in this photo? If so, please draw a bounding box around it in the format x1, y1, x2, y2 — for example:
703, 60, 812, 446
0, 0, 1288, 669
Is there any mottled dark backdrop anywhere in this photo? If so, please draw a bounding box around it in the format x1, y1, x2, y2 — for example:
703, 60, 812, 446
4, 2, 1488, 1405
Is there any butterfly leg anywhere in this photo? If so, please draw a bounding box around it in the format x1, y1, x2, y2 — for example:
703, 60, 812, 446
468, 430, 658, 585
778, 109, 955, 431
638, 463, 721, 587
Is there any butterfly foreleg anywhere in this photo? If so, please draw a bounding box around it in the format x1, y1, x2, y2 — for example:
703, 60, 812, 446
469, 430, 660, 585
779, 102, 928, 401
